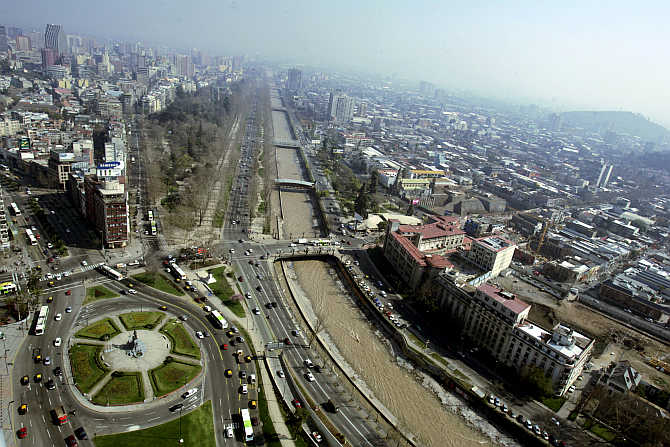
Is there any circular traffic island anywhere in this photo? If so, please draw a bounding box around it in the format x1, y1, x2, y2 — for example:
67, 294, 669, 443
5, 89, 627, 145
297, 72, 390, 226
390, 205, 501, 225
69, 313, 202, 406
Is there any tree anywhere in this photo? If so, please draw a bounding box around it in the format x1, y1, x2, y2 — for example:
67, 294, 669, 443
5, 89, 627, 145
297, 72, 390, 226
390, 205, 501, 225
354, 186, 370, 218
406, 204, 415, 216
368, 170, 378, 194
522, 366, 554, 398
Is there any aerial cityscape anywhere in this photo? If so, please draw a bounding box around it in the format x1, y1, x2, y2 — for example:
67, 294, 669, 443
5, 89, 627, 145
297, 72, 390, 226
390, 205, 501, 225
1, 3, 670, 447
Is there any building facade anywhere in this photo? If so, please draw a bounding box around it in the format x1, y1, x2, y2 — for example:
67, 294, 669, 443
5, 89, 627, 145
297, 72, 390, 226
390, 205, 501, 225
84, 175, 129, 248
467, 236, 516, 278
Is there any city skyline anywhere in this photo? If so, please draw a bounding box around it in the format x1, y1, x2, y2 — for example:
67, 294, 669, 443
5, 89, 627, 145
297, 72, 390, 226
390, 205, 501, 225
1, 1, 669, 128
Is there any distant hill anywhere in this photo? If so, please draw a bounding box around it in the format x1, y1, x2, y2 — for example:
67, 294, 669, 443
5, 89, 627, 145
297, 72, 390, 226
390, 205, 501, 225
560, 111, 670, 142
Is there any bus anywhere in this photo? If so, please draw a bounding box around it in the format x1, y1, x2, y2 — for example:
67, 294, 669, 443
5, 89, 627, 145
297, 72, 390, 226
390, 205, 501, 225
0, 282, 17, 294
25, 228, 37, 246
35, 305, 49, 335
9, 202, 21, 216
208, 310, 228, 329
150, 220, 157, 235
241, 409, 254, 442
311, 239, 330, 246
97, 264, 124, 281
148, 210, 154, 221
170, 263, 186, 281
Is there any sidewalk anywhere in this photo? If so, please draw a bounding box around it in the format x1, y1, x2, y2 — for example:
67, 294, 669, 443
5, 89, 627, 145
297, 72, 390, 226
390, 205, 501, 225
0, 317, 31, 447
192, 268, 296, 447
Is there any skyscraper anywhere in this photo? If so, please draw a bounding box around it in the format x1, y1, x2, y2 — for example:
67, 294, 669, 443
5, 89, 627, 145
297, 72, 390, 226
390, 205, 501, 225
328, 92, 354, 124
287, 68, 302, 92
44, 24, 67, 57
41, 48, 58, 69
601, 165, 614, 188
0, 26, 8, 53
15, 35, 31, 51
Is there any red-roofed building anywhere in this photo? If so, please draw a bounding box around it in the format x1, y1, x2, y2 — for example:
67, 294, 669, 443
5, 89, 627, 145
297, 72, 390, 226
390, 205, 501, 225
383, 216, 462, 289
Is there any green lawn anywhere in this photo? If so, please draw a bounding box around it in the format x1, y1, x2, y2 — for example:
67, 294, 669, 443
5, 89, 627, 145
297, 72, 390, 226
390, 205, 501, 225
75, 318, 121, 341
94, 401, 215, 447
84, 285, 119, 305
160, 320, 201, 359
132, 272, 184, 296
69, 344, 108, 393
150, 361, 202, 397
92, 372, 144, 406
119, 312, 165, 330
207, 266, 245, 317
541, 396, 567, 412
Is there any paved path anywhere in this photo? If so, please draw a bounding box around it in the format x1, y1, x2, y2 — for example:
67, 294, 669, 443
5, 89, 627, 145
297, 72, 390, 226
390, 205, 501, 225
0, 318, 30, 447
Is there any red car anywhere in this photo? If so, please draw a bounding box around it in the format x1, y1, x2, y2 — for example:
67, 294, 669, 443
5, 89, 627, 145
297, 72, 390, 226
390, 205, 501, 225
238, 276, 244, 282
65, 290, 72, 295
221, 343, 228, 350
17, 427, 27, 439
284, 337, 291, 345
292, 399, 302, 408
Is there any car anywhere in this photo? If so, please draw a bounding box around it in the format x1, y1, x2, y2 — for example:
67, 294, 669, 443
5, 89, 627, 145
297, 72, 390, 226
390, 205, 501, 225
203, 305, 212, 312
501, 404, 508, 413
312, 431, 323, 443
305, 372, 315, 382
43, 356, 51, 365
54, 367, 62, 376
251, 416, 259, 426
551, 417, 560, 426
17, 427, 27, 439
568, 385, 576, 393
235, 336, 245, 343
270, 301, 277, 308
225, 369, 233, 377
226, 330, 234, 337
292, 399, 302, 408
18, 403, 27, 414
179, 315, 188, 321
304, 358, 314, 368
542, 430, 549, 440
65, 307, 72, 313
221, 343, 228, 350
240, 371, 247, 380
238, 276, 244, 282
195, 331, 204, 339
169, 403, 184, 412
533, 424, 541, 435
128, 289, 137, 294
55, 313, 62, 321
240, 384, 248, 394
225, 425, 234, 438
231, 326, 239, 333
277, 370, 285, 378
245, 292, 251, 299
75, 427, 88, 440
81, 260, 88, 266
252, 307, 260, 315
65, 289, 71, 295
182, 388, 198, 399
47, 295, 53, 303
244, 355, 252, 363
291, 329, 300, 337
45, 379, 56, 390
249, 400, 257, 409
283, 337, 291, 345
20, 375, 29, 385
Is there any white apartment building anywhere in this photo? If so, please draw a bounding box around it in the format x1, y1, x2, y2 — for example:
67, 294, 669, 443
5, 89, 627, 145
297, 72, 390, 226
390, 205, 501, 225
468, 235, 516, 278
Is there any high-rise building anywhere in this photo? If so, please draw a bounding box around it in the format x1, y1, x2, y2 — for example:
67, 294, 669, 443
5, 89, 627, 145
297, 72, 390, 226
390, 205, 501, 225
85, 174, 129, 248
15, 35, 31, 51
327, 92, 354, 124
601, 165, 614, 188
175, 54, 193, 78
595, 163, 614, 188
287, 68, 302, 92
41, 47, 59, 69
0, 26, 8, 53
357, 101, 368, 117
44, 24, 67, 57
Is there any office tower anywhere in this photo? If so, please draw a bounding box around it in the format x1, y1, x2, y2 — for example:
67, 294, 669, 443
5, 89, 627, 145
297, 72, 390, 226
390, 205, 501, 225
287, 68, 302, 92
327, 92, 354, 124
601, 165, 613, 188
15, 35, 31, 51
357, 102, 368, 117
41, 47, 58, 69
595, 163, 608, 188
175, 54, 193, 78
0, 26, 7, 53
44, 24, 67, 57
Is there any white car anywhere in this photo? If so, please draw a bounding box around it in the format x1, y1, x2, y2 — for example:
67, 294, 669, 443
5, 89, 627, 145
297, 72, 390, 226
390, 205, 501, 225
225, 425, 234, 438
195, 331, 204, 339
240, 384, 248, 394
47, 243, 54, 249
305, 372, 315, 382
277, 370, 285, 378
54, 337, 62, 347
128, 289, 137, 294
203, 305, 212, 312
182, 388, 198, 399
65, 306, 72, 313
252, 308, 260, 315
55, 313, 62, 321
81, 260, 88, 266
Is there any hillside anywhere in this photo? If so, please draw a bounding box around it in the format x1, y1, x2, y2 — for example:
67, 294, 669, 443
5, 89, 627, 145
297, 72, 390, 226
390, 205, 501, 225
561, 111, 670, 142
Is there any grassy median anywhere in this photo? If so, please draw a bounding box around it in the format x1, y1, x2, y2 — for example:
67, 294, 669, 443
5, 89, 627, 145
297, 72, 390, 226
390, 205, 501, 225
207, 266, 245, 317
94, 401, 215, 447
160, 319, 201, 359
75, 318, 121, 341
83, 285, 119, 305
132, 272, 184, 296
119, 311, 165, 330
92, 372, 145, 406
150, 360, 202, 397
69, 344, 108, 394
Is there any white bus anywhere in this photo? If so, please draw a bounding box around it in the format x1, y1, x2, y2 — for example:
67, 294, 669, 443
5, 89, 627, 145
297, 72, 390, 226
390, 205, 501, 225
148, 210, 154, 221
9, 202, 21, 216
170, 263, 186, 281
25, 228, 37, 246
35, 305, 49, 335
150, 221, 157, 235
241, 409, 254, 442
98, 264, 124, 281
0, 282, 17, 294
208, 310, 228, 329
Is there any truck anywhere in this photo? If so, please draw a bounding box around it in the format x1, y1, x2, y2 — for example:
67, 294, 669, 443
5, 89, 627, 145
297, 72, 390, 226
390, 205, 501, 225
51, 405, 68, 425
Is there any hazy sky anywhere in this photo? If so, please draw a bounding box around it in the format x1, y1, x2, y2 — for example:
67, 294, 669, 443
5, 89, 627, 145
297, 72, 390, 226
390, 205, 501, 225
3, 1, 669, 126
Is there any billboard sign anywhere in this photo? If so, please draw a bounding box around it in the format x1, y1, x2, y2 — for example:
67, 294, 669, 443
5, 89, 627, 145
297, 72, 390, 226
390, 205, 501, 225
19, 137, 30, 150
